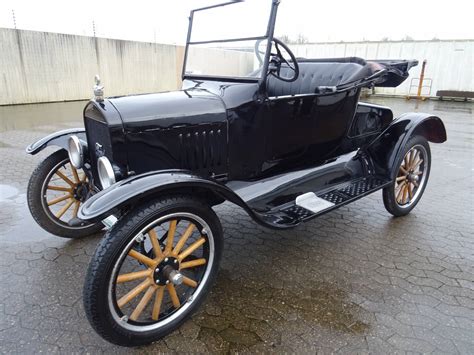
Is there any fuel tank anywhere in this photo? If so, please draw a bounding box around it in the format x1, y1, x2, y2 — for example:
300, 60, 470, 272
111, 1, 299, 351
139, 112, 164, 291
108, 89, 228, 177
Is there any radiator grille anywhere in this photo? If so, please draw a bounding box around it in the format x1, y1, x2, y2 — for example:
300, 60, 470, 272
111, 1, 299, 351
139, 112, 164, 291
84, 117, 113, 183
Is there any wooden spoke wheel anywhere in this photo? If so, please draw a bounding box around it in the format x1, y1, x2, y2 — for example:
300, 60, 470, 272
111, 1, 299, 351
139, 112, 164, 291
83, 196, 222, 346
394, 144, 428, 207
383, 135, 431, 217
27, 149, 103, 238
112, 216, 210, 326
42, 158, 90, 223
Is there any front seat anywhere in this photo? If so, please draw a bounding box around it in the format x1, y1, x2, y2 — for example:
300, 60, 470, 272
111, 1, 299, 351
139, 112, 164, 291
266, 58, 378, 97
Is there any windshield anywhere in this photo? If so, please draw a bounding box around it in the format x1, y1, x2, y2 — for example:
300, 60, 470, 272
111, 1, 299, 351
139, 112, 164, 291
183, 1, 274, 80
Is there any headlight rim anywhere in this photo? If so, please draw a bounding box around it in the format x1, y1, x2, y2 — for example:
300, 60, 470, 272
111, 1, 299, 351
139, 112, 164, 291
97, 156, 116, 189
68, 135, 84, 169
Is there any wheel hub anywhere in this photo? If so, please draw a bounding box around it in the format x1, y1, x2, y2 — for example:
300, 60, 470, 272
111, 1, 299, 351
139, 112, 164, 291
407, 173, 419, 183
73, 182, 89, 202
153, 257, 180, 286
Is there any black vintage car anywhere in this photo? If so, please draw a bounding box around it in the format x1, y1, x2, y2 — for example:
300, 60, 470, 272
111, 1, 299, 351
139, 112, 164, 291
26, 0, 446, 346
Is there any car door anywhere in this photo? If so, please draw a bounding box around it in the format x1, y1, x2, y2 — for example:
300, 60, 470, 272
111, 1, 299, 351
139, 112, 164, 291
262, 88, 360, 175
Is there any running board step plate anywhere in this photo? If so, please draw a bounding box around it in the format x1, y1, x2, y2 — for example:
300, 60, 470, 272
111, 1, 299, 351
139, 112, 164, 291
267, 177, 390, 228
320, 177, 389, 205
296, 192, 335, 213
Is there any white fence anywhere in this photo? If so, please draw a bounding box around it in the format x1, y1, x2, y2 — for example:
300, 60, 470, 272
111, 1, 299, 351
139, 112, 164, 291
292, 40, 474, 97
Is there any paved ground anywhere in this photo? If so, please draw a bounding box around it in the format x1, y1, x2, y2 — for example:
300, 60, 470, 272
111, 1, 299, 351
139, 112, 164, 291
0, 97, 473, 354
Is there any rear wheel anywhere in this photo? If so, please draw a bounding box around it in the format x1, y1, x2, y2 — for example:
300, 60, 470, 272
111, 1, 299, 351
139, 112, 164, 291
27, 149, 103, 238
383, 135, 431, 216
83, 195, 223, 346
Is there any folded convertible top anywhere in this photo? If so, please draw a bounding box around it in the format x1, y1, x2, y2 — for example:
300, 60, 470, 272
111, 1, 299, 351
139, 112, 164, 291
297, 57, 419, 88
370, 59, 419, 87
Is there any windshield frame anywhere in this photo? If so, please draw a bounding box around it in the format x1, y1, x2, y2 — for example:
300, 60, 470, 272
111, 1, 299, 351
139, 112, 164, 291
181, 0, 279, 84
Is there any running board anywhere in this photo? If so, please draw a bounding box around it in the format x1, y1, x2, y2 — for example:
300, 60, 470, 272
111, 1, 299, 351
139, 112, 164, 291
257, 177, 390, 228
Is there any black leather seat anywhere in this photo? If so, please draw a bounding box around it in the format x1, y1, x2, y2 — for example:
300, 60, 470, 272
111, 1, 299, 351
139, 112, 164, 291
267, 57, 379, 97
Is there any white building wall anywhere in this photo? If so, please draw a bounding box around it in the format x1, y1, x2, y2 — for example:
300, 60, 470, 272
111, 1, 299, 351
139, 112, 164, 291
292, 40, 473, 96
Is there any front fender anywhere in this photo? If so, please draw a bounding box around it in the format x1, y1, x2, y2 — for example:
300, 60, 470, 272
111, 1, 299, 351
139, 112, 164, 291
366, 112, 447, 179
26, 128, 86, 155
78, 170, 253, 222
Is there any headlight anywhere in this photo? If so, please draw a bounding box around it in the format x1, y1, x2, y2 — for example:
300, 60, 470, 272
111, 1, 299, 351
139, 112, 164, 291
68, 135, 85, 168
97, 156, 116, 189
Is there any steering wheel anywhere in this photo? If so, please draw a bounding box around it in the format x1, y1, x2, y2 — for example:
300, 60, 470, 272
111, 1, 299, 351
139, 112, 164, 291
269, 38, 299, 82
254, 38, 299, 82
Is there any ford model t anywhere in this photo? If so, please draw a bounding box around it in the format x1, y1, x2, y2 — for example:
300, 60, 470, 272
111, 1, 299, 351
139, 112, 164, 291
26, 0, 446, 346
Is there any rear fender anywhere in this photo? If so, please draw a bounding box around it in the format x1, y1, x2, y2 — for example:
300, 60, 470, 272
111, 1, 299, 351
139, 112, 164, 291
78, 169, 257, 223
366, 112, 446, 179
25, 128, 86, 155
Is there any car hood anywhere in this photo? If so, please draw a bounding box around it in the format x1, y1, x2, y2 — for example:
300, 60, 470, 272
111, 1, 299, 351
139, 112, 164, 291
107, 88, 227, 133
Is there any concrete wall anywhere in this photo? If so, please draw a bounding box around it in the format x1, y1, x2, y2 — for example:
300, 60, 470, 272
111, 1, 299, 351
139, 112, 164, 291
1, 29, 184, 105
292, 40, 474, 97
187, 46, 254, 77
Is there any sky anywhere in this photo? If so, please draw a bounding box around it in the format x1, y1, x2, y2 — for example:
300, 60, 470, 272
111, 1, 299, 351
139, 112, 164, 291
0, 0, 473, 44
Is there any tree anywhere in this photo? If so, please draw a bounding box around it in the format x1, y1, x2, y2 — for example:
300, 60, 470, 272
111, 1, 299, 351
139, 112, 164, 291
278, 34, 291, 43
296, 33, 308, 44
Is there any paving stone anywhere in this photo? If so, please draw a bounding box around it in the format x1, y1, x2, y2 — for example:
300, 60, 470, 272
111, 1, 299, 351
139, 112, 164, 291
198, 327, 230, 353
412, 326, 458, 354
55, 330, 84, 349
164, 333, 208, 352
432, 325, 474, 345
387, 334, 436, 353
179, 319, 200, 340
395, 312, 439, 329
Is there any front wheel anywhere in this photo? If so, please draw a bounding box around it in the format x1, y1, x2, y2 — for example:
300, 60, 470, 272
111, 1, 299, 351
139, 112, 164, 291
83, 195, 223, 346
27, 149, 103, 238
383, 135, 431, 216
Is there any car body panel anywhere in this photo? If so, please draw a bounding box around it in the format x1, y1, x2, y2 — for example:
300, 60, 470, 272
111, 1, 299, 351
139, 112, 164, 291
367, 113, 447, 179
261, 88, 361, 177
109, 89, 227, 133
107, 89, 229, 177
78, 169, 254, 222
26, 128, 86, 155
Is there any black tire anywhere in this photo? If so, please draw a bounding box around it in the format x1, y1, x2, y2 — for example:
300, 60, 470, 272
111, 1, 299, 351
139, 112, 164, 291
383, 135, 431, 217
27, 149, 103, 238
83, 195, 223, 347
